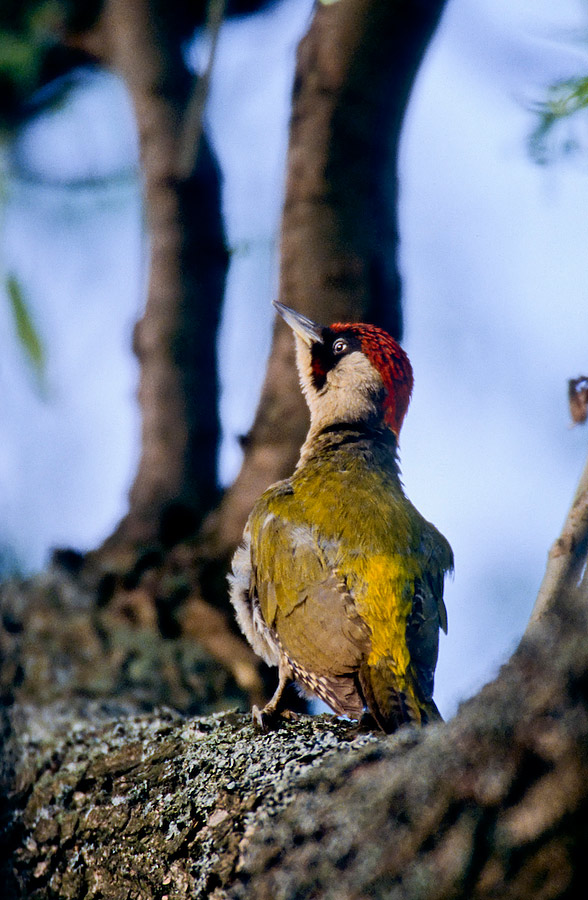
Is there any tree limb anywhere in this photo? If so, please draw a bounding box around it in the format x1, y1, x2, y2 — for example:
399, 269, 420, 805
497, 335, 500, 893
3, 575, 588, 899
177, 0, 227, 180
3, 413, 588, 899
530, 439, 588, 625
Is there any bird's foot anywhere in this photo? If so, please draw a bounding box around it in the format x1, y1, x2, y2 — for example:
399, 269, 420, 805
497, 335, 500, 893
251, 705, 298, 732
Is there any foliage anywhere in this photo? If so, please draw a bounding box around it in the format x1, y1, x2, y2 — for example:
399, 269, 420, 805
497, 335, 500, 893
530, 75, 588, 164
5, 274, 46, 390
0, 1, 71, 128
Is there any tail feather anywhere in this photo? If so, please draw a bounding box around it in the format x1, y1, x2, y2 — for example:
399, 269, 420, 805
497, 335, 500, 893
359, 660, 441, 734
421, 698, 443, 724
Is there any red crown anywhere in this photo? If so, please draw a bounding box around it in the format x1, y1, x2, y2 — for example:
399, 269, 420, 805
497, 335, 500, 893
331, 323, 413, 435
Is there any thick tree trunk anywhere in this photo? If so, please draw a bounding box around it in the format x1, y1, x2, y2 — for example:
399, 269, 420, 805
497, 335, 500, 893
197, 0, 448, 581
2, 570, 588, 899
232, 590, 588, 900
93, 0, 228, 559
4, 438, 588, 896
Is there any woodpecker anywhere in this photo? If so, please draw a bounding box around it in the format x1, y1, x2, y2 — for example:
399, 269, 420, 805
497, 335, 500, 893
229, 301, 453, 732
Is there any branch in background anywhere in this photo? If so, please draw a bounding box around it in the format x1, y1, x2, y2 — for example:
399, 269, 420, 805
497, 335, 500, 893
89, 0, 228, 558
528, 376, 588, 625
177, 0, 227, 180
569, 376, 588, 425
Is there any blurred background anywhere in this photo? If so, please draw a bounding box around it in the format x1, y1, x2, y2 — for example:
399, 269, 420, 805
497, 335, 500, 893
1, 0, 588, 717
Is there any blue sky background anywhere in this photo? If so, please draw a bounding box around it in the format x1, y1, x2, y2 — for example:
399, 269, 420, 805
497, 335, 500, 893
1, 0, 588, 715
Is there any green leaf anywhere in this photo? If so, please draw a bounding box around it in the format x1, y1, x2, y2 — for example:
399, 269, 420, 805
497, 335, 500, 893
529, 76, 588, 165
6, 273, 46, 384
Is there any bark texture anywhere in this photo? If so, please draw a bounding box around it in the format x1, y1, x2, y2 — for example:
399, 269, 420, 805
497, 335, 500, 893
2, 702, 376, 900
2, 580, 588, 899
2, 444, 588, 897
231, 597, 588, 899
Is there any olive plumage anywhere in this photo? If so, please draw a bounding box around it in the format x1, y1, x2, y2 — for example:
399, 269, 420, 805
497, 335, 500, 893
229, 302, 452, 732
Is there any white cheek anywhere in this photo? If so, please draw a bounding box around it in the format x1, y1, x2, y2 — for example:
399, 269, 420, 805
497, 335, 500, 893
320, 352, 383, 423
327, 352, 379, 392
326, 350, 382, 401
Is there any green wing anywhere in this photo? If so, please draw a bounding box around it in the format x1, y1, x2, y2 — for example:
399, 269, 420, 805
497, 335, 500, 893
247, 478, 452, 725
407, 522, 453, 703
248, 485, 371, 717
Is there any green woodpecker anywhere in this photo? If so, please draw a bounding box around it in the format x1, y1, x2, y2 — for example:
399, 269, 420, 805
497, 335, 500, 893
229, 302, 453, 732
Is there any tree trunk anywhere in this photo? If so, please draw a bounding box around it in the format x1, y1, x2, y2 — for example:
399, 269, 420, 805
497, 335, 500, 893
92, 0, 228, 560
2, 568, 588, 899
197, 0, 448, 582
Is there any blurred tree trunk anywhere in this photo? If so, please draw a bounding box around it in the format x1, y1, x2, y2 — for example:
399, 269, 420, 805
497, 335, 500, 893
193, 0, 448, 598
79, 0, 228, 562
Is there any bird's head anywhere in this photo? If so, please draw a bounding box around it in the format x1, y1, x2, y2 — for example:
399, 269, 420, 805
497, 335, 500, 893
274, 301, 413, 438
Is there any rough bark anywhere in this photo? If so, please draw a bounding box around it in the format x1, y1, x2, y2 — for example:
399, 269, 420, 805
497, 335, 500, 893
232, 606, 588, 900
2, 577, 588, 899
1, 705, 376, 900
193, 0, 449, 594
2, 437, 588, 898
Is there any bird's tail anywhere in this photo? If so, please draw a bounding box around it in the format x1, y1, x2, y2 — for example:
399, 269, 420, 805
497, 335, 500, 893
359, 660, 441, 734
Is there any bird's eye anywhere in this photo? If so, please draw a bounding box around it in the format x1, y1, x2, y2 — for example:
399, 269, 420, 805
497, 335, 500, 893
332, 338, 348, 355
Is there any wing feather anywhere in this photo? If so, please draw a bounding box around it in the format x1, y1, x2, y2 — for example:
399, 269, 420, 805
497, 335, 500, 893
244, 472, 452, 726
407, 524, 453, 702
249, 498, 372, 715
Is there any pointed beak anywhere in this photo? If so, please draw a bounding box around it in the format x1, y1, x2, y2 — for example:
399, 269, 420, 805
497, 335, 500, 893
273, 301, 324, 346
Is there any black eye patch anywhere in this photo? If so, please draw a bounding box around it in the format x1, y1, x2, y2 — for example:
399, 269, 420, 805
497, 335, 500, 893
310, 329, 360, 390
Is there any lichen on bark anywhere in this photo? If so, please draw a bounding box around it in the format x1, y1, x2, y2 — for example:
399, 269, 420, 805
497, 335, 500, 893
3, 702, 379, 900
3, 527, 588, 899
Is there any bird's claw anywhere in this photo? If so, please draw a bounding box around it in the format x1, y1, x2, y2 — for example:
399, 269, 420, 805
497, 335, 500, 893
251, 705, 298, 732
251, 705, 270, 731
